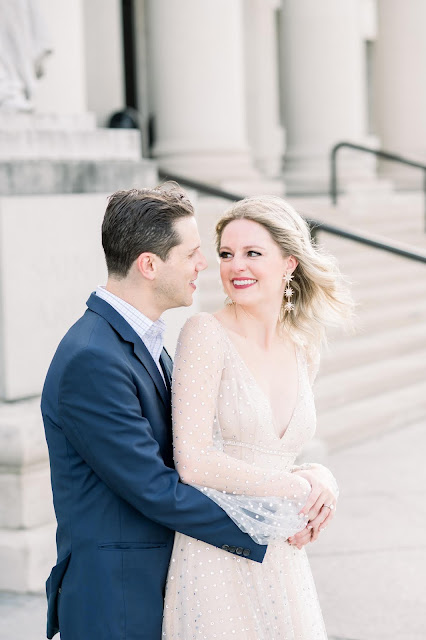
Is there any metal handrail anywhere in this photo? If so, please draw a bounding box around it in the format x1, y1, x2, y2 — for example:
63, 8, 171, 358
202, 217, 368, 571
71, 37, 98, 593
330, 141, 426, 230
158, 169, 426, 264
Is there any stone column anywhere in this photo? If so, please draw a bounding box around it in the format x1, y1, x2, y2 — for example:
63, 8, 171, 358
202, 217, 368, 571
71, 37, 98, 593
375, 0, 426, 188
243, 0, 285, 178
280, 0, 372, 192
82, 0, 125, 126
146, 0, 258, 184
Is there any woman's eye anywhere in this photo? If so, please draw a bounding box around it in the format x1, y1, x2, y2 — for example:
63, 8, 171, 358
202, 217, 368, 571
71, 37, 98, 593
219, 251, 232, 259
247, 250, 261, 257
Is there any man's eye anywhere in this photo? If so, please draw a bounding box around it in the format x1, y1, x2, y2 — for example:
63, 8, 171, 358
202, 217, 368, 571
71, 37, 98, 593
219, 251, 232, 259
247, 251, 261, 257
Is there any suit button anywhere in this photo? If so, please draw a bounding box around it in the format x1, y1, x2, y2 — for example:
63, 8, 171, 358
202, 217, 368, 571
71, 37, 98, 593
243, 548, 251, 557
236, 547, 243, 555
221, 544, 230, 552
229, 546, 236, 553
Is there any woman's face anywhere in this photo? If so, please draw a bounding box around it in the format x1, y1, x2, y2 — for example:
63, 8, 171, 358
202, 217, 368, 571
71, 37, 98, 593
218, 219, 297, 309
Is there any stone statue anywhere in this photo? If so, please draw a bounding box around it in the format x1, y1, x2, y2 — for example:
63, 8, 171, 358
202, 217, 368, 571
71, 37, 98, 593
0, 0, 52, 111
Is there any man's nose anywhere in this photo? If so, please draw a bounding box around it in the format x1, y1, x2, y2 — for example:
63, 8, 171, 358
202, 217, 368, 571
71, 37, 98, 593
196, 250, 208, 271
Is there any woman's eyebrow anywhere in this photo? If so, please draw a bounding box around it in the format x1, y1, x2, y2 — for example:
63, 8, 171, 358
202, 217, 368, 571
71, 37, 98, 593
219, 245, 266, 251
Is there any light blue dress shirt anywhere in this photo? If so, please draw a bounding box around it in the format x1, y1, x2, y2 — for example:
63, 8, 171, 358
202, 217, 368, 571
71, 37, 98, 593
95, 286, 166, 381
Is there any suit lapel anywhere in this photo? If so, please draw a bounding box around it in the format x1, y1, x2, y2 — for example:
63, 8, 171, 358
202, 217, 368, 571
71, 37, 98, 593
86, 293, 169, 408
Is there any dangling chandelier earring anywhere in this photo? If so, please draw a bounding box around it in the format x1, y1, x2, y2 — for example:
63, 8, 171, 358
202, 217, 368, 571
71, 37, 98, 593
283, 272, 295, 312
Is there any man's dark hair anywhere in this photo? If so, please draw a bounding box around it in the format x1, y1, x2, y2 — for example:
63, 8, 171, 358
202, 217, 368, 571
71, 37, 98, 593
102, 182, 194, 277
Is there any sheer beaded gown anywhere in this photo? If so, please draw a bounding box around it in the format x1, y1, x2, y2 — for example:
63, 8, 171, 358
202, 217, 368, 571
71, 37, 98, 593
162, 313, 329, 640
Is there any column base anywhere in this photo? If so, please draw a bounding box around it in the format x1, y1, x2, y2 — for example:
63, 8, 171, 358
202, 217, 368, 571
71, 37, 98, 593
0, 399, 57, 593
0, 523, 56, 593
154, 149, 261, 184
220, 177, 286, 198
284, 137, 379, 194
378, 151, 426, 190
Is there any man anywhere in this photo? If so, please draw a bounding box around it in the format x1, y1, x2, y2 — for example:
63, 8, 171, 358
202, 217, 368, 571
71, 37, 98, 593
41, 183, 267, 640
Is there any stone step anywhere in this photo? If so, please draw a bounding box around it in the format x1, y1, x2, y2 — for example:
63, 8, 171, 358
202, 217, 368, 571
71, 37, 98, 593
306, 206, 426, 252
0, 128, 142, 161
353, 297, 426, 334
322, 228, 426, 256
317, 378, 426, 451
318, 230, 426, 264
315, 347, 426, 412
321, 321, 426, 375
354, 276, 426, 305
345, 177, 394, 197
0, 111, 97, 131
0, 158, 157, 195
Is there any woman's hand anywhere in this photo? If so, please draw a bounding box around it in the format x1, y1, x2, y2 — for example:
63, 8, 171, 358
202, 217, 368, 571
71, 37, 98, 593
288, 468, 337, 549
294, 469, 337, 520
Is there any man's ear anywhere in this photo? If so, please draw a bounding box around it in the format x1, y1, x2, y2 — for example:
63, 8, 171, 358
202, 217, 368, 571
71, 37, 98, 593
135, 252, 159, 280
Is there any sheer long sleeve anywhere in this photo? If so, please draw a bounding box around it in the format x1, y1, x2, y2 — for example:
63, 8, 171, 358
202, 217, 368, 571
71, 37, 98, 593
172, 314, 311, 543
292, 462, 339, 499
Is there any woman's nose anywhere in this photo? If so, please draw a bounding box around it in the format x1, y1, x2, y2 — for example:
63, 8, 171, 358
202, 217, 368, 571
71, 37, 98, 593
232, 255, 247, 271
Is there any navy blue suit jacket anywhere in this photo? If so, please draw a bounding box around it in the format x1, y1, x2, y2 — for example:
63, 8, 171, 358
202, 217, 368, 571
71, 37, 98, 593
41, 294, 266, 640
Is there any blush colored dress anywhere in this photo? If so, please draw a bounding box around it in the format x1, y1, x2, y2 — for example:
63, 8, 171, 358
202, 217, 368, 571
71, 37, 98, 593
162, 313, 329, 640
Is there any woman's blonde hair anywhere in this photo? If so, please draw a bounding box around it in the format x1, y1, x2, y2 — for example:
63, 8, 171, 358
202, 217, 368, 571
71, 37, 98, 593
215, 195, 353, 351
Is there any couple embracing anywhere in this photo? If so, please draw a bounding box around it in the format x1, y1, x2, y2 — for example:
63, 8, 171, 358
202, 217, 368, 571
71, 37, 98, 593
42, 182, 351, 640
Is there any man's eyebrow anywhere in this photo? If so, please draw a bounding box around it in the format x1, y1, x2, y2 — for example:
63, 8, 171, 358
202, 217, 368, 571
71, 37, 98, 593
188, 244, 201, 253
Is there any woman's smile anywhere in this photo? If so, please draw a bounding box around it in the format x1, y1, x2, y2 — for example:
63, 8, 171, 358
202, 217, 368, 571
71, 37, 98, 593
232, 278, 257, 289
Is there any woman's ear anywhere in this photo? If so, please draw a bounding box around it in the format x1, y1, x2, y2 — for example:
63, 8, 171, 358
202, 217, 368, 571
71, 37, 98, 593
286, 255, 298, 274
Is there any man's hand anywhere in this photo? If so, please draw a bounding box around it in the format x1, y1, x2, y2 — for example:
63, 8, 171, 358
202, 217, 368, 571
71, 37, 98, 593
288, 524, 313, 549
288, 503, 334, 549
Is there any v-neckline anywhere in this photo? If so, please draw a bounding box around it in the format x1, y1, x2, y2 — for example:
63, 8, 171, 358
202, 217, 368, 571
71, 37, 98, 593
211, 314, 301, 441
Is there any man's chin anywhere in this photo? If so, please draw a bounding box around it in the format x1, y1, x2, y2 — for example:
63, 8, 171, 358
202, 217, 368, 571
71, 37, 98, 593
167, 295, 194, 310
183, 295, 194, 307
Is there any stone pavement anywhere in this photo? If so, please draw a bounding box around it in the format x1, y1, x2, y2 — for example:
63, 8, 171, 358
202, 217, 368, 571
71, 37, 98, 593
1, 421, 425, 640
309, 420, 426, 640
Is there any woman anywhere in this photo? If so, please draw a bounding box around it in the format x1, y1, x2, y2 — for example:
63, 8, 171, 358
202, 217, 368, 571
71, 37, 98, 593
162, 196, 352, 639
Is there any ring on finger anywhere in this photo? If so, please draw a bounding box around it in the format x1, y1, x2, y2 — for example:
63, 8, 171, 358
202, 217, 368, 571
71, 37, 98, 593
322, 504, 334, 510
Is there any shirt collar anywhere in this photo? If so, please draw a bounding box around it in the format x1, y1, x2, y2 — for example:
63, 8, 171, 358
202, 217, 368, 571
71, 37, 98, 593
95, 286, 165, 340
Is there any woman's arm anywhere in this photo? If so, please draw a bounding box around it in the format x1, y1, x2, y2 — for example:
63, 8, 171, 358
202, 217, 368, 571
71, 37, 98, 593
172, 313, 311, 503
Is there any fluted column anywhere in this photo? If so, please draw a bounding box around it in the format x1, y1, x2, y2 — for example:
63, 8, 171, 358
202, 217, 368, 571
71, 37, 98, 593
82, 0, 125, 126
280, 0, 372, 192
375, 0, 426, 187
243, 0, 284, 178
146, 0, 258, 183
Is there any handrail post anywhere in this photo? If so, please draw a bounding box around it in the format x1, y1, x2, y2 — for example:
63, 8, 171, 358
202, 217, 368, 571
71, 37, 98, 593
424, 169, 426, 232
330, 145, 338, 206
308, 220, 318, 244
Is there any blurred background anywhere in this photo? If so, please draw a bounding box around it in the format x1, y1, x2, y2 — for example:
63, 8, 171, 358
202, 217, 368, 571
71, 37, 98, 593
0, 1, 425, 638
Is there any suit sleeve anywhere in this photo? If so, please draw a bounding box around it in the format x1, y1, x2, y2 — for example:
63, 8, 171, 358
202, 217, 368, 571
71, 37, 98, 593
57, 345, 266, 562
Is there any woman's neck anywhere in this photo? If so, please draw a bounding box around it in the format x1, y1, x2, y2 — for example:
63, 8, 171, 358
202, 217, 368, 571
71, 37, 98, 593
220, 303, 283, 350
